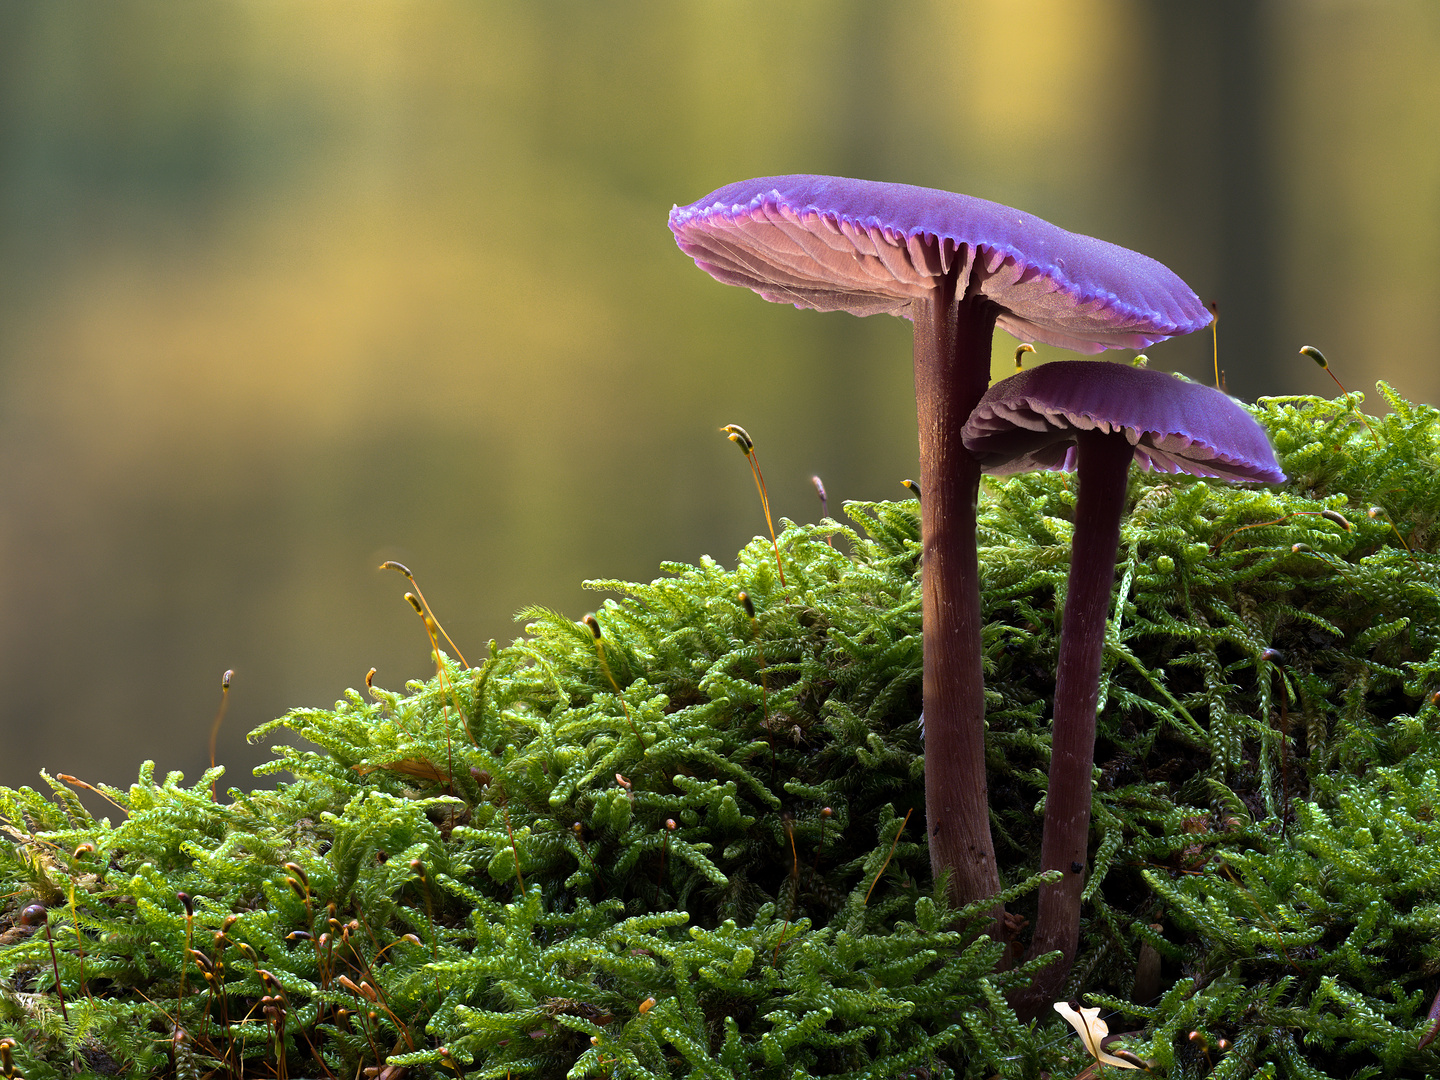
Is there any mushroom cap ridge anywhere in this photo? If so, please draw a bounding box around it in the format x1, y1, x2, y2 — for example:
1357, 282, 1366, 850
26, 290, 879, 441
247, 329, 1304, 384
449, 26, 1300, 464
670, 175, 1211, 353
961, 360, 1286, 483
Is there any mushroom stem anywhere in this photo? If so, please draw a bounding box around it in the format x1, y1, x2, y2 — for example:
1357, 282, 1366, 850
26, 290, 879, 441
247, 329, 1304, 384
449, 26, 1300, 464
912, 275, 1002, 925
1019, 426, 1133, 1011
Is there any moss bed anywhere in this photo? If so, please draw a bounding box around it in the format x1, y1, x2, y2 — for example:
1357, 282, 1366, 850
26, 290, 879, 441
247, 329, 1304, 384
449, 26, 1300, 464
4, 386, 1440, 1079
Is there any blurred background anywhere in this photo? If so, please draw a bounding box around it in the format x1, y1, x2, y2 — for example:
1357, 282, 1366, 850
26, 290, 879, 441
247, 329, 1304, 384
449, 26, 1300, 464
1, 1, 1437, 791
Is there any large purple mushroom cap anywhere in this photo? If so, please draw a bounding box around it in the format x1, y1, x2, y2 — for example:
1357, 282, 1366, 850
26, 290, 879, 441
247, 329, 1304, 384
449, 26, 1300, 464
670, 175, 1211, 353
962, 361, 1286, 483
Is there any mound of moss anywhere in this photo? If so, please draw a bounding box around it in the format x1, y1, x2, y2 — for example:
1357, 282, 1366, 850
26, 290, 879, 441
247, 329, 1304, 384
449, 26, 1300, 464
3, 386, 1440, 1079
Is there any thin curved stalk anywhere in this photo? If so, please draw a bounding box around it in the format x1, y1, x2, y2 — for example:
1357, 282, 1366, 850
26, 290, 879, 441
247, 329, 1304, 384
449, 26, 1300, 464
1014, 428, 1132, 1014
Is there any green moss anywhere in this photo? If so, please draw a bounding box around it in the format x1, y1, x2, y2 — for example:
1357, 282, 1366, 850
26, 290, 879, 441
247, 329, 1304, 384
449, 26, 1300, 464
4, 384, 1440, 1078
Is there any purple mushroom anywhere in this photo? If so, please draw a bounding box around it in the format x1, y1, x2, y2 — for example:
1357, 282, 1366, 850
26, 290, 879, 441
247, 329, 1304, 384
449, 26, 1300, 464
669, 175, 1210, 920
962, 359, 1284, 1008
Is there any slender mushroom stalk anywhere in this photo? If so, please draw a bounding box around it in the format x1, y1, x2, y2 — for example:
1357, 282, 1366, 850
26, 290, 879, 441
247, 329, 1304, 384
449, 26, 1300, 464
669, 176, 1209, 922
963, 360, 1284, 1010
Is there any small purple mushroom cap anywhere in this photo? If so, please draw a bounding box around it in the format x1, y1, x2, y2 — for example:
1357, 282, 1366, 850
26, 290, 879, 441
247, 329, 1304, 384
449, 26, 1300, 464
962, 359, 1281, 1013
669, 175, 1211, 352
963, 361, 1286, 483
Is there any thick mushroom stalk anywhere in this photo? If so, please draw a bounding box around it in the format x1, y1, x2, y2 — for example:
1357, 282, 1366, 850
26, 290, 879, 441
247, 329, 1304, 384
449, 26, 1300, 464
670, 176, 1210, 922
912, 283, 1000, 918
963, 360, 1284, 1009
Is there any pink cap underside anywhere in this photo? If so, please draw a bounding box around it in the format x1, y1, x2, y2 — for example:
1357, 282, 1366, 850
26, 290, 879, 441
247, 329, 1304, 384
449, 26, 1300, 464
679, 204, 1196, 352
677, 204, 945, 315
983, 260, 1171, 351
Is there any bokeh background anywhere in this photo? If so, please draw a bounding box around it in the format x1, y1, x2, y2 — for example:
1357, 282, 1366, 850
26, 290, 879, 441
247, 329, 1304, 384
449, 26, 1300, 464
2, 1, 1437, 790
